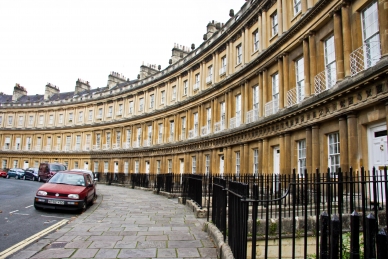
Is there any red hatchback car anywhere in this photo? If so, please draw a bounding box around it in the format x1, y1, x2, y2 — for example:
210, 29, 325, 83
34, 171, 97, 212
0, 168, 8, 178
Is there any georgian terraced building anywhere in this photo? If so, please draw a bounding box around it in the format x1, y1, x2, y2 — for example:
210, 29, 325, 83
1, 0, 388, 177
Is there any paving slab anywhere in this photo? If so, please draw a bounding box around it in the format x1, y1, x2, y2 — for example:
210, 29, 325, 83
8, 184, 218, 258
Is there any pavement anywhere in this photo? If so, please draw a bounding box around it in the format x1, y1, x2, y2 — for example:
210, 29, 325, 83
7, 184, 218, 259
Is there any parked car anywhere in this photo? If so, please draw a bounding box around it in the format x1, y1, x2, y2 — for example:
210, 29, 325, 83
24, 167, 39, 181
0, 168, 8, 178
38, 162, 67, 182
6, 168, 25, 179
34, 170, 97, 212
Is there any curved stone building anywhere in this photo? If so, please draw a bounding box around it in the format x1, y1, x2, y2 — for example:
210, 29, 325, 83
1, 0, 388, 178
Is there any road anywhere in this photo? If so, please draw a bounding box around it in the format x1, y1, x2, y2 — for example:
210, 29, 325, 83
0, 177, 78, 252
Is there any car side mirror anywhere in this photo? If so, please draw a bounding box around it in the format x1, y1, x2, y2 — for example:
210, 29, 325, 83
88, 183, 94, 187
94, 178, 98, 181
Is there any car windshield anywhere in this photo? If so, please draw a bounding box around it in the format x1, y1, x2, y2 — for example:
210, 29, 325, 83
51, 165, 65, 171
48, 172, 85, 186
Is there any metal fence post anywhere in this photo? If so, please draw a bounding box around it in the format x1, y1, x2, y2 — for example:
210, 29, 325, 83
330, 214, 340, 259
376, 228, 388, 259
320, 211, 329, 259
365, 213, 376, 259
350, 210, 360, 259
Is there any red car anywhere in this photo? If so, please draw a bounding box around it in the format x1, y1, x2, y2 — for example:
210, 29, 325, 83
0, 168, 8, 178
34, 171, 97, 212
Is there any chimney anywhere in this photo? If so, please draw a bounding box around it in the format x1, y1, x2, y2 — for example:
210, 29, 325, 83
75, 78, 90, 94
107, 71, 127, 89
171, 43, 189, 64
44, 83, 60, 100
12, 83, 27, 101
206, 20, 219, 40
139, 63, 158, 80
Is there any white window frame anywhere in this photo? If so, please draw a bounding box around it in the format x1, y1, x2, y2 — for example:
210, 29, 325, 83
271, 12, 278, 36
205, 155, 210, 175
236, 152, 240, 177
39, 115, 44, 124
328, 132, 340, 177
183, 80, 188, 96
236, 44, 242, 64
150, 94, 155, 109
129, 101, 134, 114
49, 115, 53, 124
18, 116, 24, 126
104, 161, 108, 173
135, 160, 139, 174
296, 57, 305, 102
298, 139, 306, 177
324, 35, 336, 89
107, 106, 113, 117
253, 30, 259, 52
253, 149, 258, 176
172, 86, 177, 100
68, 113, 73, 122
206, 108, 211, 132
147, 125, 152, 146
139, 98, 144, 112
157, 160, 161, 174
362, 1, 381, 68
168, 159, 172, 173
192, 156, 196, 174
29, 115, 34, 125
88, 110, 93, 121
78, 111, 83, 122
294, 0, 301, 16
161, 91, 165, 104
158, 123, 163, 143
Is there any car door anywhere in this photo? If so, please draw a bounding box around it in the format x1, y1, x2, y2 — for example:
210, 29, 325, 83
85, 174, 95, 202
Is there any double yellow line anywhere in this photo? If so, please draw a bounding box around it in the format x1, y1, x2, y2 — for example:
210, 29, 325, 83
0, 219, 68, 259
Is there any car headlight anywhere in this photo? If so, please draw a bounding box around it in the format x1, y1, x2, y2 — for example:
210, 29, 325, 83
68, 194, 79, 199
37, 191, 47, 196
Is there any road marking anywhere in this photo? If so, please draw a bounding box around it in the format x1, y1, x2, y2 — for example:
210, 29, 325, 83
41, 215, 67, 219
9, 210, 18, 214
0, 219, 69, 259
13, 213, 29, 216
25, 205, 33, 208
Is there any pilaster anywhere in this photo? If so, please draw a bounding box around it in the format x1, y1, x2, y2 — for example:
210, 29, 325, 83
339, 117, 349, 171
312, 125, 320, 171
303, 38, 311, 97
379, 0, 388, 57
334, 11, 344, 81
278, 57, 284, 109
308, 32, 316, 91
341, 4, 351, 78
262, 138, 269, 174
347, 113, 358, 169
306, 127, 312, 173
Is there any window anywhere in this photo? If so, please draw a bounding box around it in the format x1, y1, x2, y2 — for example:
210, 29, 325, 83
298, 140, 306, 177
192, 156, 196, 174
58, 114, 63, 124
135, 161, 139, 173
26, 137, 31, 150
107, 106, 113, 117
78, 111, 83, 122
194, 73, 200, 90
150, 94, 155, 109
139, 98, 144, 111
15, 137, 21, 150
172, 86, 176, 100
56, 136, 61, 150
65, 136, 71, 151
236, 44, 242, 64
39, 115, 44, 124
272, 73, 279, 113
68, 113, 73, 122
157, 160, 161, 174
75, 135, 81, 150
236, 152, 240, 177
88, 110, 93, 120
296, 57, 305, 102
18, 116, 23, 126
2, 160, 7, 169
106, 132, 111, 147
86, 134, 91, 150
235, 94, 241, 126
181, 117, 186, 140
205, 155, 210, 175
294, 0, 301, 15
161, 91, 165, 104
183, 80, 188, 96
220, 56, 227, 75
253, 30, 259, 52
96, 133, 101, 147
206, 66, 213, 84
271, 12, 278, 36
220, 102, 226, 130
0, 116, 2, 125
168, 159, 172, 173
118, 104, 123, 115
94, 161, 99, 173
193, 112, 198, 136
4, 137, 10, 150
98, 108, 103, 118
49, 115, 53, 124
126, 129, 131, 147
170, 121, 174, 141
362, 1, 381, 68
129, 101, 134, 114
324, 35, 336, 89
104, 161, 108, 173
124, 161, 128, 174
253, 149, 258, 176
13, 160, 18, 168
158, 123, 163, 144
147, 125, 152, 146
253, 85, 259, 109
74, 161, 79, 169
328, 132, 340, 176
116, 131, 121, 145
8, 116, 13, 125
136, 127, 142, 147
206, 108, 211, 132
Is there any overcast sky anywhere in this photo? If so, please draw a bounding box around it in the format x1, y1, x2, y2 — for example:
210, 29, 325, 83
0, 0, 243, 95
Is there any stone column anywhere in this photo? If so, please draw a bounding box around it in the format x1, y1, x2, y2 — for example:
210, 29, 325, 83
334, 11, 344, 81
244, 143, 249, 175
307, 0, 313, 9
244, 26, 249, 63
258, 139, 263, 174
379, 0, 388, 57
243, 81, 249, 123
303, 38, 311, 97
258, 72, 264, 117
308, 33, 316, 91
312, 125, 320, 171
283, 54, 289, 107
277, 0, 283, 35
341, 4, 351, 78
279, 134, 285, 174
258, 12, 263, 52
306, 127, 312, 173
347, 113, 358, 169
278, 57, 284, 109
339, 117, 349, 171
301, 0, 307, 13
228, 90, 233, 128
282, 0, 288, 32
262, 9, 267, 50
213, 53, 217, 84
200, 61, 204, 91
226, 146, 232, 174
227, 41, 232, 75
262, 138, 269, 174
262, 69, 267, 115
285, 132, 291, 175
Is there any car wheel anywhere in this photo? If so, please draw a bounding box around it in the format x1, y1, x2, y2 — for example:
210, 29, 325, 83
34, 202, 42, 211
23, 175, 26, 180
32, 177, 35, 181
89, 193, 96, 205
16, 175, 19, 180
38, 176, 41, 182
6, 175, 9, 179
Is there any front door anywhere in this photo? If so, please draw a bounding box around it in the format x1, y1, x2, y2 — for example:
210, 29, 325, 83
145, 161, 150, 174
84, 162, 89, 170
219, 156, 224, 176
114, 162, 119, 173
23, 160, 29, 169
368, 123, 388, 202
